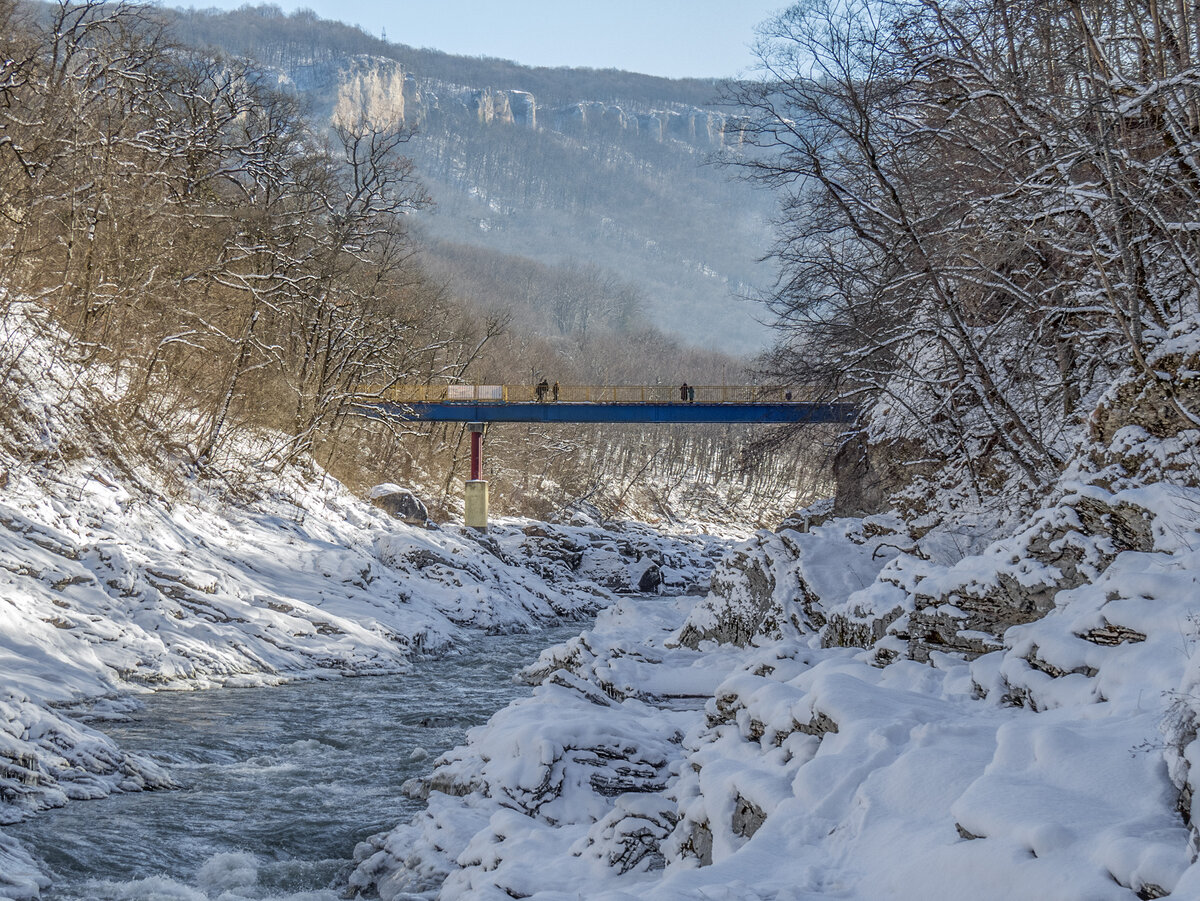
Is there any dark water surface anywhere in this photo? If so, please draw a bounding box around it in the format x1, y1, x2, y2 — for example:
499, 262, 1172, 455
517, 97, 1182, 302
11, 623, 586, 899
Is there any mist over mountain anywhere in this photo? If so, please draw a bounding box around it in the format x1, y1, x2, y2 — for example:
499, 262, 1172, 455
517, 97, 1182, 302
165, 4, 777, 355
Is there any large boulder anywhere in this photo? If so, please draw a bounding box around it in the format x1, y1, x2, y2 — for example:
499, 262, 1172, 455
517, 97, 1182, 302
368, 484, 429, 525
637, 562, 663, 593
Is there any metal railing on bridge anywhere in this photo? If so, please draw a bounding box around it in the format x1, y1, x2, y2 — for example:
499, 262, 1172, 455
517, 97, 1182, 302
359, 384, 818, 404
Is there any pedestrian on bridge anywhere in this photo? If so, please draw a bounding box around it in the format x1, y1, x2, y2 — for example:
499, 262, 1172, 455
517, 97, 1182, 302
688, 385, 695, 402
552, 381, 559, 402
680, 382, 688, 402
536, 379, 549, 402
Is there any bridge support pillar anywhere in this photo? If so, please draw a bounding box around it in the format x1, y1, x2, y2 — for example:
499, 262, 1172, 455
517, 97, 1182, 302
465, 422, 488, 529
465, 480, 488, 530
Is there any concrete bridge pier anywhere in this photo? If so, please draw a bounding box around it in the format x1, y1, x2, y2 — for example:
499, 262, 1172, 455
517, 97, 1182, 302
465, 422, 488, 530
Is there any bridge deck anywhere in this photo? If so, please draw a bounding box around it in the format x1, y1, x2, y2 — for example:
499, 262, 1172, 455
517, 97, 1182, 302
354, 385, 855, 424
370, 401, 857, 424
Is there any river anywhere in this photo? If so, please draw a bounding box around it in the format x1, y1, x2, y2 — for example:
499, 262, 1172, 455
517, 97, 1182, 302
10, 622, 587, 899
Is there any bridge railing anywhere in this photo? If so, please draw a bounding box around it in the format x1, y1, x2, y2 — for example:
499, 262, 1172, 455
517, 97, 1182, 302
357, 385, 815, 404
544, 385, 805, 403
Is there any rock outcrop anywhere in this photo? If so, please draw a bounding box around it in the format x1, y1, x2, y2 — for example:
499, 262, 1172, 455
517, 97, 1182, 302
314, 55, 743, 149
831, 433, 940, 518
673, 515, 907, 650
1089, 320, 1200, 446
330, 57, 409, 128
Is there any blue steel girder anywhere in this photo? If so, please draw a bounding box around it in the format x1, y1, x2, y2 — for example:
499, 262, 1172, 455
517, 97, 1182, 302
368, 401, 858, 424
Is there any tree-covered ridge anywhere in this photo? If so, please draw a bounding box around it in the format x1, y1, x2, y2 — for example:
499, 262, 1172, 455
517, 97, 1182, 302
164, 3, 725, 109
147, 3, 778, 353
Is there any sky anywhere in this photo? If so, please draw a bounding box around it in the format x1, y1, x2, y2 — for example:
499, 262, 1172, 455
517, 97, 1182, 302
157, 1, 786, 79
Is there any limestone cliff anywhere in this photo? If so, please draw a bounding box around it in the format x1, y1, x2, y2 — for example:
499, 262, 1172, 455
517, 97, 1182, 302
312, 54, 741, 148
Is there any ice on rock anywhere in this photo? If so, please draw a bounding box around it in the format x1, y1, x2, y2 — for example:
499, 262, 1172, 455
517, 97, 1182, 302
195, 851, 259, 892
0, 832, 47, 901
0, 693, 173, 824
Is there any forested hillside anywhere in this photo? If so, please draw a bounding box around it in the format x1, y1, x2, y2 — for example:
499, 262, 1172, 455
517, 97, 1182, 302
742, 0, 1200, 527
0, 0, 824, 525
162, 3, 778, 354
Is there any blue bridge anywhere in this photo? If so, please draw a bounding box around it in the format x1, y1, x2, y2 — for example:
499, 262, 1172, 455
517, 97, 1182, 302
355, 384, 855, 528
359, 384, 856, 425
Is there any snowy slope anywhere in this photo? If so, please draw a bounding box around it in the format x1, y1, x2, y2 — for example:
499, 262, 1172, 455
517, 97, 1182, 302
353, 404, 1200, 897
0, 459, 721, 896
0, 310, 727, 895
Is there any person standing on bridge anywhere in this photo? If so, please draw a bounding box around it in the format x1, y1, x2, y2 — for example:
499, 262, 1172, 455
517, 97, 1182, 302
552, 381, 559, 402
680, 382, 688, 402
536, 379, 549, 402
688, 384, 695, 403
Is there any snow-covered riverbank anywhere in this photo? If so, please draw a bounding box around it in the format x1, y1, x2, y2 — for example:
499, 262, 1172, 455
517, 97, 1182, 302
0, 305, 736, 896
0, 447, 725, 897
354, 427, 1200, 899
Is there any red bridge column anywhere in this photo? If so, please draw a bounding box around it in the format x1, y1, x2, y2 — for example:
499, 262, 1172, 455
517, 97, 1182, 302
470, 426, 484, 480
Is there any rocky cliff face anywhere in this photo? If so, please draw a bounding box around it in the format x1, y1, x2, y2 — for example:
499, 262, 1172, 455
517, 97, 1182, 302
312, 55, 743, 148
330, 58, 408, 128
678, 321, 1200, 669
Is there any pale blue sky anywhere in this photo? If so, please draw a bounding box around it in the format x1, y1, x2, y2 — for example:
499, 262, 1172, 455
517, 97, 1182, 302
158, 1, 786, 78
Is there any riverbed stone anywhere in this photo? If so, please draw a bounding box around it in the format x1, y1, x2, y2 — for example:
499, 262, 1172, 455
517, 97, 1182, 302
638, 562, 663, 593
369, 483, 429, 525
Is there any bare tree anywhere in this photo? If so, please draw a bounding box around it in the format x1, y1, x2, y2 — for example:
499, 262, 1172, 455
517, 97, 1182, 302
734, 0, 1200, 513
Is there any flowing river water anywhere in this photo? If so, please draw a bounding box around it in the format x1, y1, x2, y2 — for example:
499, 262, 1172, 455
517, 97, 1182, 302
10, 622, 588, 900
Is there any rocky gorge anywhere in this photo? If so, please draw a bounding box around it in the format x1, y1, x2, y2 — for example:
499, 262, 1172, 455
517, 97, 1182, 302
345, 324, 1200, 899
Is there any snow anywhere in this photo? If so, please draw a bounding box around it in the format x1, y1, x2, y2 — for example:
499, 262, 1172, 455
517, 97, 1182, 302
0, 311, 727, 894
350, 417, 1200, 898
368, 482, 407, 498
355, 574, 1194, 898
8, 312, 1200, 898
0, 453, 719, 892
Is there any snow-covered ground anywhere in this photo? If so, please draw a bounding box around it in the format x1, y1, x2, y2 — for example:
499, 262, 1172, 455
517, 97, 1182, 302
352, 425, 1200, 899
8, 307, 1200, 898
0, 448, 723, 897
0, 319, 730, 896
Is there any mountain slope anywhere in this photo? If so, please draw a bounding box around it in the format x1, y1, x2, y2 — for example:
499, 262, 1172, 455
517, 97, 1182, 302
166, 6, 777, 354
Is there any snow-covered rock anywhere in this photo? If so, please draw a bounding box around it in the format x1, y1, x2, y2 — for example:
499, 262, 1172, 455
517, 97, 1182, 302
353, 393, 1200, 898
673, 514, 907, 649
369, 483, 430, 524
